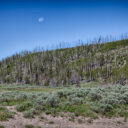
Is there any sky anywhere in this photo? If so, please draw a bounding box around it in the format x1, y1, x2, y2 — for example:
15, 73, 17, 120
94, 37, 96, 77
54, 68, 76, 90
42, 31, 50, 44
0, 0, 128, 60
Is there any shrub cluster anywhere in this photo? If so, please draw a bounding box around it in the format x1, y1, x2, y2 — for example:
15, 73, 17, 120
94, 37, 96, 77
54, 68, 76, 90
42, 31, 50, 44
0, 107, 14, 121
0, 85, 128, 118
16, 101, 33, 112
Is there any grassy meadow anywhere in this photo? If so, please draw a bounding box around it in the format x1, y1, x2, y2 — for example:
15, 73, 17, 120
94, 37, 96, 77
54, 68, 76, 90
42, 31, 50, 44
0, 83, 128, 126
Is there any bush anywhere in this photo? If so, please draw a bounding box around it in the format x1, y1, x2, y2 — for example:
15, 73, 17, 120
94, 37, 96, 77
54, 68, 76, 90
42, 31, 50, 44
25, 124, 34, 128
37, 126, 41, 128
30, 108, 41, 115
23, 110, 34, 118
34, 97, 46, 106
0, 107, 14, 121
16, 101, 33, 112
72, 88, 89, 97
71, 97, 83, 105
1, 84, 128, 118
48, 120, 54, 124
34, 93, 50, 106
46, 94, 60, 107
100, 96, 118, 106
98, 104, 113, 114
34, 105, 43, 111
57, 89, 68, 98
87, 89, 103, 100
121, 93, 128, 103
77, 118, 83, 124
62, 101, 72, 107
87, 118, 93, 124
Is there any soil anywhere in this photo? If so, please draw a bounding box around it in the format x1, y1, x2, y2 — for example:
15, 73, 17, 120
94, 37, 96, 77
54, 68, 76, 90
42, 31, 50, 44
0, 106, 128, 128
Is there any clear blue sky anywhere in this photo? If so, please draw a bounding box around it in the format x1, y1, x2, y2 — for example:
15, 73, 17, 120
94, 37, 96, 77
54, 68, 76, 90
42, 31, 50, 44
0, 0, 128, 60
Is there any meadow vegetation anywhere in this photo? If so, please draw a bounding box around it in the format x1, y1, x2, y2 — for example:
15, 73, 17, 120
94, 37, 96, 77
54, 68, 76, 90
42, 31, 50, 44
0, 84, 128, 121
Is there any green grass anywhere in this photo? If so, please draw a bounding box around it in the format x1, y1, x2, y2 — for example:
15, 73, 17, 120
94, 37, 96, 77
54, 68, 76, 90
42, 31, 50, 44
81, 81, 101, 88
0, 84, 59, 92
0, 100, 25, 106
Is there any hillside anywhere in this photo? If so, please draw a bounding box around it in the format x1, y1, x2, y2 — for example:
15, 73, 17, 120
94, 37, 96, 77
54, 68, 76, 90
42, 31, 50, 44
0, 39, 128, 86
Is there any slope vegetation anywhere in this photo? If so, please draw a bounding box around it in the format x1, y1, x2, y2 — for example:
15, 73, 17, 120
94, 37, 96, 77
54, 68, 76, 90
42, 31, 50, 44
0, 39, 128, 86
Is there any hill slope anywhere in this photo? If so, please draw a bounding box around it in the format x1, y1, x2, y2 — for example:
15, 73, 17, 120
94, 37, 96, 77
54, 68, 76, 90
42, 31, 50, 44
0, 39, 128, 86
